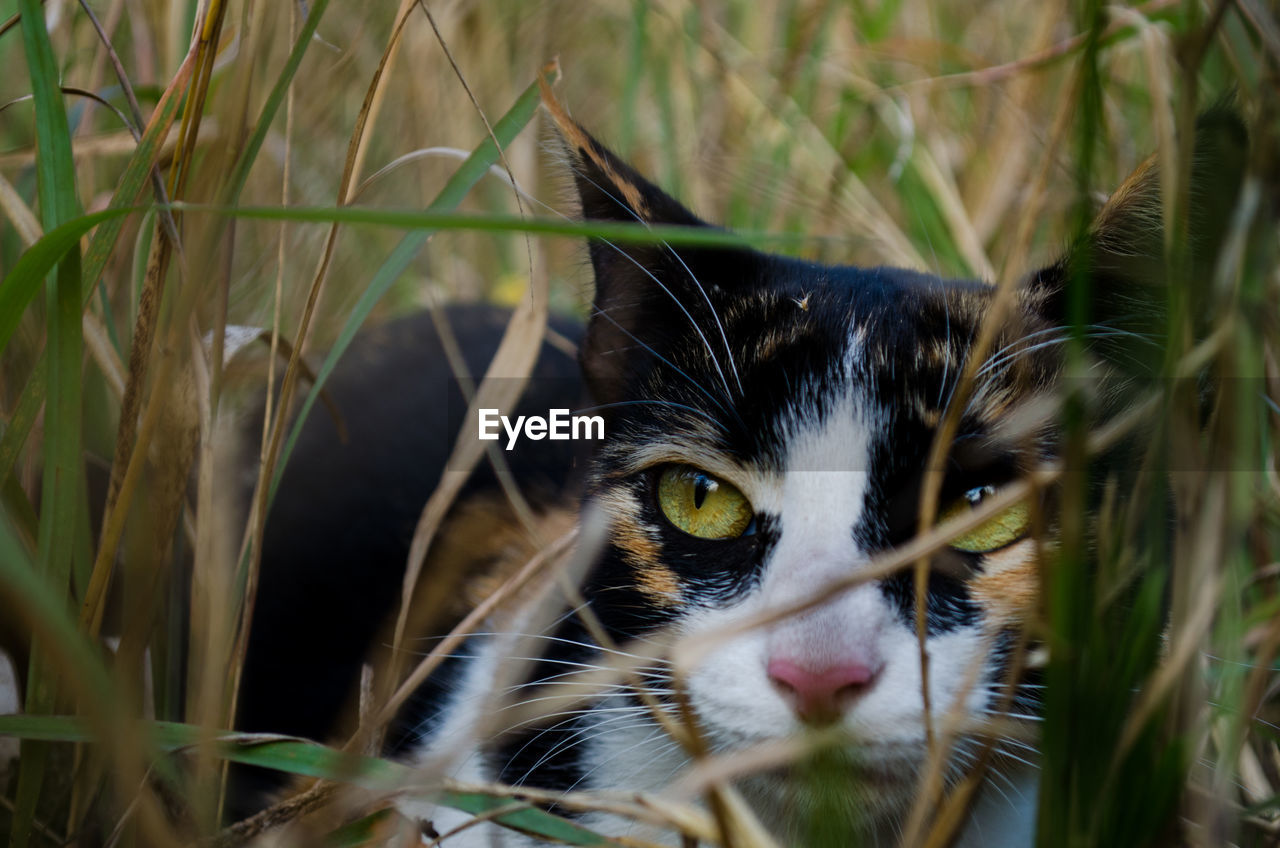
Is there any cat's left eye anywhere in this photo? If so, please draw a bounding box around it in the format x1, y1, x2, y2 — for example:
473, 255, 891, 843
656, 465, 755, 540
938, 486, 1030, 553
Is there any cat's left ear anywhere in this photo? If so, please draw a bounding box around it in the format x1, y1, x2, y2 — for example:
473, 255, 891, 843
1023, 109, 1248, 373
542, 87, 745, 405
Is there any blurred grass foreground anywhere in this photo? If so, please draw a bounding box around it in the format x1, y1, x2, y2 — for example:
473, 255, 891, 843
1, 0, 1279, 846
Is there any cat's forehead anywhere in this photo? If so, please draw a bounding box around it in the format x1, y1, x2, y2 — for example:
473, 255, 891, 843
724, 262, 997, 399
608, 260, 1021, 477
718, 258, 990, 362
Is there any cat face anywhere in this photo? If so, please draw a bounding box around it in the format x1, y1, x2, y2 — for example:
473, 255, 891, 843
587, 321, 1046, 822
509, 103, 1244, 828
575, 204, 1055, 815
534, 114, 1067, 819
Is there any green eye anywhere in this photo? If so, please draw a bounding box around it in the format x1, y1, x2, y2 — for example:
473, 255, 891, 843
939, 486, 1031, 553
657, 466, 754, 540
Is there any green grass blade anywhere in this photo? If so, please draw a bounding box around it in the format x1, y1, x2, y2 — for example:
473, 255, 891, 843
0, 211, 127, 537
436, 791, 615, 846
0, 370, 46, 485
0, 524, 115, 712
12, 0, 86, 844
15, 8, 80, 223
0, 57, 186, 472
188, 205, 802, 249
323, 808, 394, 847
0, 208, 123, 354
223, 0, 329, 205
1, 473, 38, 548
0, 51, 188, 490
0, 203, 805, 359
0, 715, 620, 846
0, 54, 188, 603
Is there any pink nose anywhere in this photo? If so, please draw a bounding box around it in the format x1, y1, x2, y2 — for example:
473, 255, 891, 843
767, 657, 877, 723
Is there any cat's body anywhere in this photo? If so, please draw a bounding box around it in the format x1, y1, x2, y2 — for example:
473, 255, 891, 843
236, 100, 1246, 844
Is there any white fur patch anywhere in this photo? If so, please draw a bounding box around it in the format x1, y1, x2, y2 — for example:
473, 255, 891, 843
672, 364, 1000, 831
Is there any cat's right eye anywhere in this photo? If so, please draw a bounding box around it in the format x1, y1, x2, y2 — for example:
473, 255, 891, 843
938, 486, 1031, 553
656, 465, 754, 540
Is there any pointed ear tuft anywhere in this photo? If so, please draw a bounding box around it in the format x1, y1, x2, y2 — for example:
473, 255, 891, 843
540, 83, 736, 408
540, 80, 704, 228
1025, 109, 1249, 372
1090, 106, 1246, 287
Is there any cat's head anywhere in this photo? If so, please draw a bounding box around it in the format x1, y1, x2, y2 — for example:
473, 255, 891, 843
547, 99, 1245, 822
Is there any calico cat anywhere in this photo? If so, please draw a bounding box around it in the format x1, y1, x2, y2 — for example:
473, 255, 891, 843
236, 101, 1246, 845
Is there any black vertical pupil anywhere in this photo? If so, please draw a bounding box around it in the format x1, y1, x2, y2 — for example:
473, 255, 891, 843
693, 473, 714, 509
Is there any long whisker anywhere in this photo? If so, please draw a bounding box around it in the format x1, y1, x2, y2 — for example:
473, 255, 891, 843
657, 241, 744, 397
499, 678, 674, 698
476, 631, 674, 663
501, 713, 637, 779
514, 717, 665, 786
497, 703, 655, 738
558, 723, 672, 792
415, 651, 671, 692
938, 292, 954, 410
591, 304, 740, 423
975, 325, 1159, 382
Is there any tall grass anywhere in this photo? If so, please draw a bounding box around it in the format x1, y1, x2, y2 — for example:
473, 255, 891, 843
0, 0, 1277, 846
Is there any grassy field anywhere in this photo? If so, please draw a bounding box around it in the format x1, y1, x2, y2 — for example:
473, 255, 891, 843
0, 0, 1278, 845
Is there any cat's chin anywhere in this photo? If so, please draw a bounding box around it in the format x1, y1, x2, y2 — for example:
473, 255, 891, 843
729, 744, 926, 838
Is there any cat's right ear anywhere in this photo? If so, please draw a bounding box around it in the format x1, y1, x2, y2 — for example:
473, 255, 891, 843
542, 86, 739, 407
1022, 109, 1248, 375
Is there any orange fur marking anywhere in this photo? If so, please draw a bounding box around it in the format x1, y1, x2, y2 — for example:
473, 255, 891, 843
540, 77, 651, 219
1096, 156, 1159, 231
613, 518, 680, 605
635, 563, 682, 605
596, 486, 680, 606
968, 538, 1040, 630
426, 495, 577, 612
